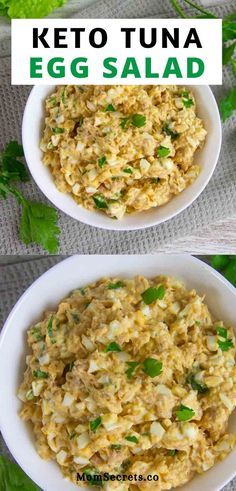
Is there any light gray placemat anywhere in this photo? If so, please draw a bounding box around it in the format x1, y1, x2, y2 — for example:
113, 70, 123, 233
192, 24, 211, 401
0, 0, 236, 255
0, 255, 235, 491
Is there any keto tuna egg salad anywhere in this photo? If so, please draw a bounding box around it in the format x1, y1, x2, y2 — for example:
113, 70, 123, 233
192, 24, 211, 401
40, 85, 207, 220
18, 275, 236, 490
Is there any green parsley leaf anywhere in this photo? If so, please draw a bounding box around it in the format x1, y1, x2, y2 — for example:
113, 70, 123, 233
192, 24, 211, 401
105, 104, 116, 112
122, 167, 133, 174
186, 374, 209, 394
132, 114, 146, 128
0, 455, 40, 490
163, 123, 180, 140
175, 404, 195, 421
107, 281, 125, 289
223, 20, 236, 42
30, 327, 44, 342
141, 285, 165, 305
92, 194, 109, 209
52, 127, 65, 134
47, 316, 54, 339
98, 156, 106, 168
152, 177, 161, 184
167, 449, 177, 456
142, 358, 163, 378
218, 338, 234, 351
110, 444, 122, 450
223, 42, 236, 65
220, 86, 236, 121
1, 140, 29, 183
183, 97, 194, 108
125, 361, 140, 379
104, 342, 122, 353
49, 96, 57, 107
211, 255, 230, 271
157, 146, 170, 158
216, 327, 228, 339
223, 258, 236, 286
181, 90, 194, 108
6, 0, 67, 19
83, 467, 102, 487
120, 117, 130, 129
90, 416, 102, 433
125, 435, 139, 443
26, 389, 34, 400
19, 200, 60, 254
33, 369, 48, 379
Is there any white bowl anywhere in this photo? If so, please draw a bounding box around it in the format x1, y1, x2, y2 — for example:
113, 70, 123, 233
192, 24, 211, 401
0, 254, 236, 491
22, 85, 222, 231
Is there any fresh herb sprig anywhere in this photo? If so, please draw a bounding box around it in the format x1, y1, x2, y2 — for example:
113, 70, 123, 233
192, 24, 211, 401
211, 255, 236, 286
170, 0, 236, 121
0, 140, 60, 253
0, 0, 67, 19
0, 455, 40, 490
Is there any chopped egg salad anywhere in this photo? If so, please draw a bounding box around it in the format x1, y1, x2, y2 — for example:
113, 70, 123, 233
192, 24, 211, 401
40, 85, 207, 220
18, 275, 236, 490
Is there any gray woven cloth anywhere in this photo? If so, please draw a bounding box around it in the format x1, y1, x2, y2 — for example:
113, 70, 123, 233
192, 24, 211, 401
0, 0, 236, 255
0, 255, 235, 491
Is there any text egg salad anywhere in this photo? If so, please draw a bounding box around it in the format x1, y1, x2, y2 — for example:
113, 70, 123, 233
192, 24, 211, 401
18, 275, 236, 490
40, 85, 206, 219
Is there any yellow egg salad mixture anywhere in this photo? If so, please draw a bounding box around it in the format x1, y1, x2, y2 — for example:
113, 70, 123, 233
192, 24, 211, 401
18, 275, 236, 490
40, 86, 206, 219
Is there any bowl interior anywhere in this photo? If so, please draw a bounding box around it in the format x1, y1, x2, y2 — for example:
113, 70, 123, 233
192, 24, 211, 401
0, 255, 236, 491
22, 85, 221, 230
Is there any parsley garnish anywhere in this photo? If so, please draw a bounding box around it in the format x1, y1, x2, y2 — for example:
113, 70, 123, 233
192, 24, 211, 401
216, 325, 233, 351
52, 127, 65, 134
186, 374, 209, 394
104, 342, 122, 353
0, 141, 60, 253
157, 146, 170, 158
105, 104, 116, 112
98, 156, 106, 168
110, 444, 122, 450
47, 316, 54, 339
182, 90, 194, 108
216, 327, 228, 339
90, 416, 102, 433
218, 338, 233, 351
141, 285, 165, 304
120, 114, 146, 129
131, 114, 146, 127
125, 435, 139, 443
167, 449, 177, 456
33, 370, 49, 379
125, 361, 139, 379
122, 167, 133, 174
83, 468, 101, 487
107, 281, 124, 289
92, 194, 109, 209
142, 358, 163, 378
175, 404, 195, 421
163, 123, 180, 140
120, 117, 130, 129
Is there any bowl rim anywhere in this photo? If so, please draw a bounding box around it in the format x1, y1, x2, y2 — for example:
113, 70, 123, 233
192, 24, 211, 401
22, 85, 222, 231
1, 255, 236, 491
